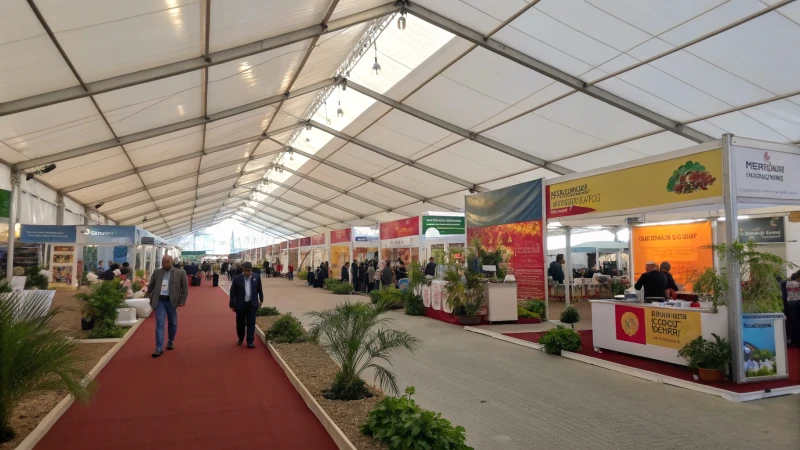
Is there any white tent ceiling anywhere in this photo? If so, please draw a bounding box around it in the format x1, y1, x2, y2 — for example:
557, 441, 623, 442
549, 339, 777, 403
1, 0, 798, 241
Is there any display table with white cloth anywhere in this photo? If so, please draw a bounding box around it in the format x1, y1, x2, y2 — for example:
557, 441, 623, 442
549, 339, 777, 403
124, 298, 153, 318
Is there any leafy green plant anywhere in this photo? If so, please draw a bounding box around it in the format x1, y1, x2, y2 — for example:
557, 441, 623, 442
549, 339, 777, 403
362, 386, 472, 450
332, 282, 353, 295
257, 306, 280, 316
307, 300, 420, 399
403, 291, 424, 316
0, 289, 94, 442
538, 325, 581, 355
76, 280, 126, 338
135, 270, 145, 279
692, 240, 795, 313
131, 282, 142, 292
610, 280, 628, 296
324, 278, 341, 291
297, 271, 308, 281
24, 266, 49, 290
523, 299, 546, 320
560, 306, 580, 327
407, 262, 426, 294
369, 289, 381, 304
517, 305, 540, 319
265, 313, 306, 343
12, 267, 24, 277
89, 326, 125, 339
678, 333, 731, 373
443, 265, 484, 317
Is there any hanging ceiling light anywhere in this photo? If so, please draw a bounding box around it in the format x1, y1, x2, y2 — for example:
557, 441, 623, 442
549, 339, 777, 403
397, 12, 406, 30
336, 85, 344, 118
324, 100, 331, 125
372, 43, 381, 75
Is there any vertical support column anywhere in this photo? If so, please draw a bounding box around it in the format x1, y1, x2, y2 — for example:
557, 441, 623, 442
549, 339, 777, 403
626, 218, 636, 282
722, 133, 744, 384
56, 194, 65, 225
104, 216, 109, 225
6, 171, 21, 281
564, 226, 572, 308
150, 245, 157, 275
711, 218, 720, 270
83, 210, 91, 225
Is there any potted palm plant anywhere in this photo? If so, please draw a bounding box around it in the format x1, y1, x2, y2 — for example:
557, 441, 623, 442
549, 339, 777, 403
443, 264, 484, 325
678, 333, 731, 381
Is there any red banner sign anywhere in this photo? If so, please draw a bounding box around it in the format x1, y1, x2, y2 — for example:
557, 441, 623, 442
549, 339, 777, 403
331, 228, 352, 244
380, 218, 419, 240
289, 239, 299, 249
615, 305, 646, 345
300, 237, 311, 247
271, 244, 279, 252
311, 234, 326, 246
280, 241, 288, 250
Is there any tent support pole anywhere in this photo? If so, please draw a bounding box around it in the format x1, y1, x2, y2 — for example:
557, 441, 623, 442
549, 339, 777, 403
564, 226, 572, 308
722, 133, 744, 384
6, 171, 21, 281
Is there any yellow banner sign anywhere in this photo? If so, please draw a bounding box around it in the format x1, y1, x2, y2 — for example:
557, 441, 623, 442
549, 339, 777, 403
644, 308, 702, 349
547, 149, 722, 218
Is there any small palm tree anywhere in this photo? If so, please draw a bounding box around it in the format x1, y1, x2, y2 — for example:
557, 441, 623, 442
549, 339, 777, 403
307, 299, 421, 400
0, 288, 94, 442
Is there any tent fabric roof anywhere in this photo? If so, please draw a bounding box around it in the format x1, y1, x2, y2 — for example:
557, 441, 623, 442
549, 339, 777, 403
2, 0, 798, 240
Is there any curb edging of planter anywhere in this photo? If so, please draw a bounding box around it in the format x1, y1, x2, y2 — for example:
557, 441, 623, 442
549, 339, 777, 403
255, 325, 357, 450
14, 318, 145, 450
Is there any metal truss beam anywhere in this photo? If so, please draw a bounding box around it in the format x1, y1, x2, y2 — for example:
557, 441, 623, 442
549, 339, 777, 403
405, 4, 714, 144
0, 3, 399, 117
15, 80, 334, 170
345, 80, 573, 175
251, 187, 344, 223
266, 178, 364, 218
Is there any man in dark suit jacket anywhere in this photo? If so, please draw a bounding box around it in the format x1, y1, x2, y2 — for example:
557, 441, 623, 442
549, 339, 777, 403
146, 255, 188, 358
341, 262, 350, 283
229, 262, 264, 348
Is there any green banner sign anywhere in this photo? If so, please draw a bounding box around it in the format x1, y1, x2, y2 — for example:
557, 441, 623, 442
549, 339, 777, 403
0, 189, 9, 219
182, 250, 208, 256
422, 216, 465, 236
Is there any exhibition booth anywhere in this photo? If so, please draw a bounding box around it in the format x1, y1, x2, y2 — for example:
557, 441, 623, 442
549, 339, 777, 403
298, 237, 312, 272
420, 213, 466, 269
535, 135, 800, 391
379, 217, 420, 269
288, 239, 299, 272
310, 233, 327, 271
19, 225, 166, 288
329, 226, 380, 280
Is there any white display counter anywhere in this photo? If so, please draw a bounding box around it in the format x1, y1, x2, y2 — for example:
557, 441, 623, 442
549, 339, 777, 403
590, 300, 728, 366
483, 283, 518, 323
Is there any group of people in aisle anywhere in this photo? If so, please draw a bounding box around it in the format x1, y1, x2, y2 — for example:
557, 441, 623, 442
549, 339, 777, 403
305, 257, 426, 292
781, 271, 800, 348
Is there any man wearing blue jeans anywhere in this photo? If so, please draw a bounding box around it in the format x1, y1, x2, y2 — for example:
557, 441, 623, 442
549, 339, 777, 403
146, 255, 188, 357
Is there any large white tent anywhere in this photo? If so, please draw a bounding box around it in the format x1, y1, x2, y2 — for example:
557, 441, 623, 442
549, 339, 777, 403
2, 0, 799, 242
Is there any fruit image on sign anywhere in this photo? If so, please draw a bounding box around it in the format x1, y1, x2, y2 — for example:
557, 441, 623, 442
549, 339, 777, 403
666, 160, 716, 195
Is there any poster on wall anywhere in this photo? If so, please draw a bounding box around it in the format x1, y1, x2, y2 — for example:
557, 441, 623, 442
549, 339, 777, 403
330, 245, 349, 280
737, 217, 784, 243
741, 313, 788, 380
631, 221, 713, 292
733, 146, 800, 201
547, 150, 722, 219
422, 216, 465, 236
466, 179, 545, 299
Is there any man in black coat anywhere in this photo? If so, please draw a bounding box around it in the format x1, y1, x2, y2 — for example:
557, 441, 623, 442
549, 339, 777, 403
228, 262, 264, 348
341, 262, 350, 283
424, 257, 437, 277
549, 254, 565, 284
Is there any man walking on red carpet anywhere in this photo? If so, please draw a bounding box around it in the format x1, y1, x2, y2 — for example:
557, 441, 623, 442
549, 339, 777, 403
229, 262, 263, 348
146, 255, 188, 358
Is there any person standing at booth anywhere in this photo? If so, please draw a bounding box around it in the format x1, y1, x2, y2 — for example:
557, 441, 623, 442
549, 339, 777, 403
634, 260, 668, 301
229, 262, 263, 348
146, 255, 188, 358
425, 257, 437, 277
549, 254, 565, 284
659, 261, 680, 299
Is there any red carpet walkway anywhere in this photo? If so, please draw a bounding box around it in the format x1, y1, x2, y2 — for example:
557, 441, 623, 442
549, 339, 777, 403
35, 279, 337, 450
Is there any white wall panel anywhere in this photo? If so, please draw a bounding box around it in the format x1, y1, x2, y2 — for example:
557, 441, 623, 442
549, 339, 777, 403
148, 176, 197, 197
314, 202, 353, 220
584, 0, 727, 35
197, 179, 235, 196
126, 126, 204, 167
328, 195, 382, 215
359, 182, 415, 208
198, 165, 242, 185
405, 76, 509, 129
70, 174, 144, 204
38, 147, 131, 188
0, 35, 79, 103
325, 143, 397, 177
378, 166, 462, 198
307, 164, 361, 189
204, 106, 275, 149
418, 140, 535, 184
140, 157, 201, 185
292, 23, 369, 90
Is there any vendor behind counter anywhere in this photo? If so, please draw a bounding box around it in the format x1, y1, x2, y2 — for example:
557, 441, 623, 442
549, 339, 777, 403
635, 260, 668, 300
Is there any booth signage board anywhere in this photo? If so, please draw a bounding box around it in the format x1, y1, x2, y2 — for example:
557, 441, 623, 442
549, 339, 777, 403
76, 226, 136, 245
387, 237, 411, 247
355, 236, 378, 242
182, 250, 207, 256
280, 241, 288, 250
422, 216, 465, 236
547, 150, 722, 218
311, 234, 326, 246
733, 146, 799, 201
380, 218, 419, 240
300, 237, 311, 246
466, 179, 545, 299
331, 228, 352, 244
289, 239, 299, 249
741, 313, 788, 381
632, 221, 713, 292
738, 217, 784, 243
20, 225, 77, 243
615, 304, 702, 349
0, 189, 10, 218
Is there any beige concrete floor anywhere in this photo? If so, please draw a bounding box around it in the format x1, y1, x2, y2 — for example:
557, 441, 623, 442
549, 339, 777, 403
225, 277, 800, 450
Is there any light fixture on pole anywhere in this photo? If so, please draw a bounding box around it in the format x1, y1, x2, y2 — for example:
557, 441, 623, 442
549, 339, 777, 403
324, 100, 331, 125
25, 163, 57, 181
336, 84, 344, 118
372, 43, 381, 75
397, 11, 406, 30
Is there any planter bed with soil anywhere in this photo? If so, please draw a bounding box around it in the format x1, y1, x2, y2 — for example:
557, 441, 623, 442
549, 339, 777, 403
255, 318, 387, 450
0, 342, 114, 450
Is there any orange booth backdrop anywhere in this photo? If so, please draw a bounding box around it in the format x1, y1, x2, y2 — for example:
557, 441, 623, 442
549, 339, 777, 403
632, 221, 713, 292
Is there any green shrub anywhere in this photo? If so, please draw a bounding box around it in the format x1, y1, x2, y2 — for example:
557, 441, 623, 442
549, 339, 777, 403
24, 266, 49, 290
76, 280, 126, 338
560, 306, 580, 325
523, 299, 546, 320
538, 325, 581, 355
12, 266, 24, 277
88, 326, 125, 339
362, 386, 472, 450
369, 289, 381, 304
517, 305, 540, 319
332, 282, 353, 295
266, 313, 306, 343
308, 301, 420, 400
257, 306, 280, 316
378, 287, 405, 309
678, 333, 731, 372
403, 291, 424, 316
297, 271, 308, 280
0, 290, 94, 442
323, 278, 341, 291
